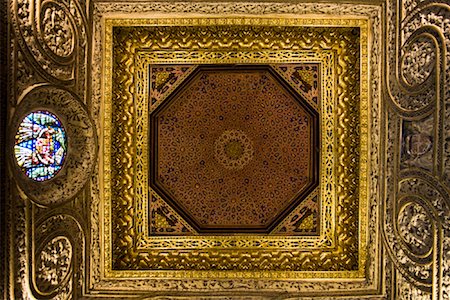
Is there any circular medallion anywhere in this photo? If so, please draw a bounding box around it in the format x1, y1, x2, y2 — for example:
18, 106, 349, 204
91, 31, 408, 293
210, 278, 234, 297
40, 3, 75, 58
214, 130, 254, 170
401, 36, 435, 88
10, 85, 96, 206
36, 236, 72, 293
14, 111, 67, 181
397, 201, 433, 256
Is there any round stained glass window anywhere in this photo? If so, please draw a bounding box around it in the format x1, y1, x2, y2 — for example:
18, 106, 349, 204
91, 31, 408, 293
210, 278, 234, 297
14, 111, 67, 181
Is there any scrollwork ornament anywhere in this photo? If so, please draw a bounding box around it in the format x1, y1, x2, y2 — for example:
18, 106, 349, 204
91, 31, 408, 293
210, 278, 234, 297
384, 195, 434, 292
32, 213, 86, 299
12, 0, 89, 94
8, 0, 450, 297
400, 174, 450, 297
387, 30, 439, 114
405, 132, 432, 157
397, 199, 434, 257
384, 163, 450, 296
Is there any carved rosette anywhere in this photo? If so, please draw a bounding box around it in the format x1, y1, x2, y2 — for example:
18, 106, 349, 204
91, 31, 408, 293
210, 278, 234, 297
36, 236, 73, 294
12, 0, 89, 99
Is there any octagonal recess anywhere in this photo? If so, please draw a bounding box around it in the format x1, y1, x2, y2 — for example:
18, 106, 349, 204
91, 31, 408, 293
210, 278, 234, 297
150, 65, 319, 234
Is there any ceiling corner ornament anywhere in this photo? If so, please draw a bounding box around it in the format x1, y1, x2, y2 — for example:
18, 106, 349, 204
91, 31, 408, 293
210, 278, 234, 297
5, 0, 449, 299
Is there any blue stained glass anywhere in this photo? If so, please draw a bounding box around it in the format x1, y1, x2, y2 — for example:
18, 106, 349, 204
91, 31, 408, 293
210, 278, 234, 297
14, 111, 67, 181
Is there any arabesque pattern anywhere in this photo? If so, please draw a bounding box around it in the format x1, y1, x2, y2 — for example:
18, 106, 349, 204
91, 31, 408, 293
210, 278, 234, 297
153, 66, 318, 232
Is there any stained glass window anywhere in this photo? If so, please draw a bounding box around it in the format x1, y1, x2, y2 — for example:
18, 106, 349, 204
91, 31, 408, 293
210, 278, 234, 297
14, 111, 67, 181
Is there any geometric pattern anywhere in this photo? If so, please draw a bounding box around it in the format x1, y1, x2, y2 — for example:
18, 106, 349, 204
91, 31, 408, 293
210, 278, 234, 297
150, 65, 319, 233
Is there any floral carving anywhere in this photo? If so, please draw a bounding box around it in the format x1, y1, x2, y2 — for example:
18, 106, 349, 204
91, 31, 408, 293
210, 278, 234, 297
401, 119, 434, 171
401, 36, 436, 87
404, 133, 432, 158
41, 3, 75, 57
36, 237, 72, 293
398, 202, 433, 256
214, 129, 254, 171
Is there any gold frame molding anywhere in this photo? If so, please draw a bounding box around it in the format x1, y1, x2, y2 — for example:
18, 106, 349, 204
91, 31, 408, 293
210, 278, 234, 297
101, 17, 370, 280
137, 51, 330, 244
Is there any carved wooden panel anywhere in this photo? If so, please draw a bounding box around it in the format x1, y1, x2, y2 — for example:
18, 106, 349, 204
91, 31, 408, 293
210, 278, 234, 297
150, 65, 319, 233
3, 0, 449, 299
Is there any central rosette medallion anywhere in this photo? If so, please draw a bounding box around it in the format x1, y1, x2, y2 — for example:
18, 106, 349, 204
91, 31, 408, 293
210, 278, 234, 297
215, 129, 254, 169
150, 65, 319, 233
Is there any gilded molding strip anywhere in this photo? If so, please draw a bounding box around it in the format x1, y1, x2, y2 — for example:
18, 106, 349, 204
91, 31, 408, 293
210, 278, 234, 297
135, 50, 334, 250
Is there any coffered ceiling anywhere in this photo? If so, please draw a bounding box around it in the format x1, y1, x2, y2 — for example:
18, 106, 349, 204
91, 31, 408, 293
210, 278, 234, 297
2, 0, 449, 299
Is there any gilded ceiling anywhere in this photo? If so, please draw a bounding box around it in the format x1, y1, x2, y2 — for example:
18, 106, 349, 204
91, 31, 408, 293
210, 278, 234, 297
2, 0, 449, 299
151, 65, 319, 233
105, 21, 366, 276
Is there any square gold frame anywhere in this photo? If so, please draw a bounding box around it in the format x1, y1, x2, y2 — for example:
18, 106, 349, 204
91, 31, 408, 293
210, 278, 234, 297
101, 17, 370, 280
138, 51, 330, 243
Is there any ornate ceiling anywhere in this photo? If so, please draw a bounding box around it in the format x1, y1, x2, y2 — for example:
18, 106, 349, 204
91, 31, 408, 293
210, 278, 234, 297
105, 20, 365, 276
2, 0, 449, 299
151, 65, 319, 233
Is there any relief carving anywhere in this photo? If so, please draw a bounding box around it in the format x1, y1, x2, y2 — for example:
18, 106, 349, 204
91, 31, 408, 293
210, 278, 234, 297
9, 85, 96, 205
401, 36, 436, 88
401, 118, 434, 171
40, 3, 75, 58
36, 236, 72, 293
92, 0, 381, 296
12, 0, 89, 100
384, 2, 450, 298
32, 213, 85, 299
397, 201, 433, 256
6, 0, 450, 298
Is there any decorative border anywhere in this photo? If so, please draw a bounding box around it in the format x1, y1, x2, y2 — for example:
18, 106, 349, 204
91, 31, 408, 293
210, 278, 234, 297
102, 18, 368, 279
136, 51, 332, 247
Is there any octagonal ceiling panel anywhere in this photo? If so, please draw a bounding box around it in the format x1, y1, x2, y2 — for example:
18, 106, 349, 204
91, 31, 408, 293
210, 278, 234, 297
150, 65, 319, 233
